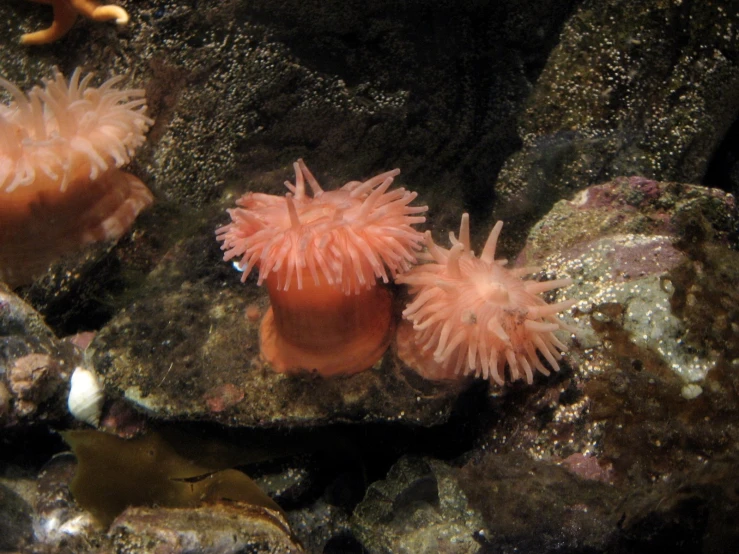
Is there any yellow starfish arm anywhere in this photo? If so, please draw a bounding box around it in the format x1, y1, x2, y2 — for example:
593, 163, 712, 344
70, 0, 129, 24
21, 0, 78, 45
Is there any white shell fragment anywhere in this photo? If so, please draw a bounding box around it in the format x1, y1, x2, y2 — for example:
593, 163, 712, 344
67, 366, 104, 426
681, 383, 703, 400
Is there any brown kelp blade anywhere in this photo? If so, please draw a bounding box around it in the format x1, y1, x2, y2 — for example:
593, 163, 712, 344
62, 429, 283, 527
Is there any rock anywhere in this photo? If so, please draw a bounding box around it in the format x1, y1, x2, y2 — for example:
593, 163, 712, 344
0, 282, 56, 341
523, 177, 738, 389
616, 453, 739, 554
109, 502, 304, 553
288, 500, 355, 554
0, 483, 34, 551
474, 177, 739, 484
33, 453, 99, 550
352, 456, 487, 554
460, 452, 620, 552
494, 1, 739, 230
0, 284, 83, 428
90, 221, 472, 427
459, 451, 739, 553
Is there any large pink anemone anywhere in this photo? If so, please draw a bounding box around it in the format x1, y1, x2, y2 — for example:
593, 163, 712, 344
217, 159, 427, 376
0, 68, 153, 286
396, 214, 576, 385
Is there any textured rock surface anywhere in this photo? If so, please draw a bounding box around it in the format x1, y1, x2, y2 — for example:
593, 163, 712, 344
495, 0, 739, 234
109, 503, 303, 553
352, 456, 487, 554
1, 0, 577, 220
0, 483, 34, 551
527, 177, 738, 388
90, 212, 473, 427
459, 450, 739, 554
473, 177, 739, 509
0, 284, 83, 428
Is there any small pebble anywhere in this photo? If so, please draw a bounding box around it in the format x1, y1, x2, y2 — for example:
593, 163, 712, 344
681, 383, 703, 400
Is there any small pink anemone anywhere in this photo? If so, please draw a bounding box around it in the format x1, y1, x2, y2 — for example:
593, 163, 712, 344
217, 159, 428, 376
396, 214, 576, 385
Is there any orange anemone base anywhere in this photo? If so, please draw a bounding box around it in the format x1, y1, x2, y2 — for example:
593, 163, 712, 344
394, 319, 453, 381
0, 169, 153, 287
260, 275, 394, 377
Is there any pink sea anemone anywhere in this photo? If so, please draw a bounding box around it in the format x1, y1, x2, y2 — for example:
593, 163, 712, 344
0, 68, 153, 286
396, 214, 576, 385
217, 159, 428, 376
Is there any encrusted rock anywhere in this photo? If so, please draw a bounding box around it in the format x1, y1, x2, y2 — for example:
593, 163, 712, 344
352, 456, 487, 554
495, 1, 739, 228
91, 218, 471, 428
476, 177, 739, 486
0, 483, 34, 551
109, 502, 304, 553
0, 284, 82, 427
524, 177, 738, 388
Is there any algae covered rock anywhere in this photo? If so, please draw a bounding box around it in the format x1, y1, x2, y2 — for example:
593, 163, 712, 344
90, 210, 472, 428
352, 456, 487, 554
495, 0, 739, 227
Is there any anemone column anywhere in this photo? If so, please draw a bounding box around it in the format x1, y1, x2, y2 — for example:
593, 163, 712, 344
217, 159, 427, 377
261, 273, 394, 376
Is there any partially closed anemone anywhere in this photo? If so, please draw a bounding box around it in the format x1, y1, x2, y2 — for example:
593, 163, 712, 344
0, 68, 153, 286
396, 214, 576, 385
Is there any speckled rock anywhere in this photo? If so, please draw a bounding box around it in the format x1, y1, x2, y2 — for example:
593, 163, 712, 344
460, 452, 620, 552
288, 499, 355, 554
524, 177, 738, 388
352, 456, 487, 554
109, 502, 303, 554
494, 0, 739, 229
473, 177, 739, 487
521, 176, 738, 262
90, 212, 472, 428
1, 0, 576, 219
459, 450, 739, 553
0, 483, 34, 551
0, 284, 83, 428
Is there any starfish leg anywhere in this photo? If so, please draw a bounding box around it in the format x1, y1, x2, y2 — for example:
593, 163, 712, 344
70, 0, 129, 24
21, 0, 78, 45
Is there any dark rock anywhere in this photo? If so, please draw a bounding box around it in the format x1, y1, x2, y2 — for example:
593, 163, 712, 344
288, 499, 354, 554
90, 215, 472, 427
0, 482, 34, 551
352, 456, 486, 553
459, 451, 739, 553
494, 1, 739, 234
460, 452, 620, 553
109, 502, 304, 553
617, 453, 739, 554
0, 285, 83, 428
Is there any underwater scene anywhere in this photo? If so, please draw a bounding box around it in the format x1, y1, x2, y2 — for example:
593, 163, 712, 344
1, 1, 738, 553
